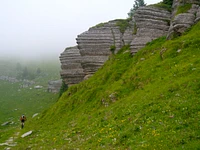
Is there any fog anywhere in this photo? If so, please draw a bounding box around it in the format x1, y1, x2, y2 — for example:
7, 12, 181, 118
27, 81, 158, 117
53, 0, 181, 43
0, 0, 161, 60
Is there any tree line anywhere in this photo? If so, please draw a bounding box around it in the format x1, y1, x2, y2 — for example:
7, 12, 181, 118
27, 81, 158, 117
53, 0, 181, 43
16, 63, 42, 80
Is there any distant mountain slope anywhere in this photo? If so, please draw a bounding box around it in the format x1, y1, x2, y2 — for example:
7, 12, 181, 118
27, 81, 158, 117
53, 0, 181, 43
15, 22, 200, 149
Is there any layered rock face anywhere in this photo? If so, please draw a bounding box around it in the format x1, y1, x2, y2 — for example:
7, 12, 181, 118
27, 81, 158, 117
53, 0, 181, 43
167, 0, 200, 39
59, 46, 85, 85
130, 6, 171, 55
60, 20, 134, 85
60, 0, 200, 85
76, 20, 122, 75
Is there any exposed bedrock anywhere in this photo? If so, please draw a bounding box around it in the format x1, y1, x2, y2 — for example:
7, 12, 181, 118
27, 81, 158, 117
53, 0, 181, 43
60, 0, 200, 85
130, 6, 171, 55
60, 20, 134, 85
167, 1, 200, 39
59, 46, 85, 85
76, 20, 122, 76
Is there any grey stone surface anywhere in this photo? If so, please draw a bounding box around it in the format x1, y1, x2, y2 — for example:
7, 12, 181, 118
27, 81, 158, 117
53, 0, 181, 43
76, 20, 122, 76
60, 20, 134, 85
167, 2, 200, 39
130, 6, 171, 55
1, 121, 11, 126
195, 7, 200, 23
48, 80, 62, 93
60, 0, 200, 85
59, 46, 85, 85
21, 131, 32, 138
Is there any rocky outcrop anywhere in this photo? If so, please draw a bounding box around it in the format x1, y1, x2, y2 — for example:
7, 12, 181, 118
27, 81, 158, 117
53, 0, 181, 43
0, 76, 19, 83
60, 0, 200, 85
122, 21, 135, 45
60, 20, 134, 85
167, 1, 200, 39
48, 80, 62, 93
76, 20, 122, 75
59, 46, 85, 85
21, 79, 35, 88
130, 6, 171, 55
196, 7, 200, 22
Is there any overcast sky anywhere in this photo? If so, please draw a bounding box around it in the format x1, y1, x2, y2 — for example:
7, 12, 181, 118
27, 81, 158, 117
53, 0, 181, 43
0, 0, 161, 60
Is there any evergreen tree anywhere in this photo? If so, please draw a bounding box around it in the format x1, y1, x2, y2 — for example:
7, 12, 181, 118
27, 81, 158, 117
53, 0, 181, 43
163, 0, 173, 6
128, 0, 146, 18
59, 80, 68, 97
36, 68, 41, 74
22, 67, 28, 79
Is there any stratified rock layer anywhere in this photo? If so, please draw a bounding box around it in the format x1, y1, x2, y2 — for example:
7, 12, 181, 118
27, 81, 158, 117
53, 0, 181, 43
60, 20, 135, 85
59, 46, 85, 85
76, 20, 122, 75
130, 6, 171, 55
60, 0, 200, 85
167, 1, 200, 39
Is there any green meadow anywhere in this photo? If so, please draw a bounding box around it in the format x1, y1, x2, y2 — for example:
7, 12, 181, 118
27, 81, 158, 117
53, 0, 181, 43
10, 22, 200, 149
0, 58, 60, 144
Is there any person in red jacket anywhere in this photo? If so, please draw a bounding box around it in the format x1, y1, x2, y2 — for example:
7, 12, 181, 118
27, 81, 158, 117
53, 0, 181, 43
20, 115, 27, 129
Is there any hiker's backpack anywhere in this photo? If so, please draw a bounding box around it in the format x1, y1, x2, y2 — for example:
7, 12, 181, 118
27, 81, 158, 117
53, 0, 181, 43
20, 115, 26, 121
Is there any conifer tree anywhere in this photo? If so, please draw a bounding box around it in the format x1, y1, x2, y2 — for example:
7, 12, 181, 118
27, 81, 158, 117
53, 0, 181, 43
163, 0, 173, 6
128, 0, 146, 18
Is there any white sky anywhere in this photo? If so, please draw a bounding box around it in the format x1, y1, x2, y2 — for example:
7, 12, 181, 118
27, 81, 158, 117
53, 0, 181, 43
0, 0, 161, 60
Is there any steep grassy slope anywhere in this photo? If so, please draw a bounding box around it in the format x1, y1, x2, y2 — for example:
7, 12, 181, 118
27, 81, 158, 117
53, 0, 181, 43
15, 22, 200, 149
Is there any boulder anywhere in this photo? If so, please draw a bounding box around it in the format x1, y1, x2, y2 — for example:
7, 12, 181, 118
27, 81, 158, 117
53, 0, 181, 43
32, 113, 39, 118
1, 121, 11, 126
48, 80, 62, 93
34, 85, 43, 89
21, 131, 32, 138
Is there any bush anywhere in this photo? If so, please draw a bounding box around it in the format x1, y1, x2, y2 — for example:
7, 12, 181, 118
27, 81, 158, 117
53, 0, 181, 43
116, 19, 132, 34
59, 80, 68, 97
110, 45, 116, 54
176, 3, 192, 15
163, 0, 173, 6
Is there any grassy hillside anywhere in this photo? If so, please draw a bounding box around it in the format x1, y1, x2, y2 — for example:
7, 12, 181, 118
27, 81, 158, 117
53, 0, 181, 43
14, 22, 200, 149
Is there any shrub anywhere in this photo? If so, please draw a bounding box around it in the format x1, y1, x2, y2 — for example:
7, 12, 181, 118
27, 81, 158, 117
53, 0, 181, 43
90, 23, 105, 29
59, 80, 68, 97
176, 3, 192, 15
116, 19, 132, 34
110, 45, 116, 54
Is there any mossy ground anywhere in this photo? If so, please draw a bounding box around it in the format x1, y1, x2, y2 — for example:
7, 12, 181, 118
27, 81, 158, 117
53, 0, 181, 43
12, 22, 200, 149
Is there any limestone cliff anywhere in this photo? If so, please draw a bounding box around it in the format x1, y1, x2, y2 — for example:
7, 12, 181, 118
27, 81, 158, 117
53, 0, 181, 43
76, 20, 129, 76
130, 6, 171, 55
60, 20, 133, 84
59, 46, 85, 85
60, 0, 200, 85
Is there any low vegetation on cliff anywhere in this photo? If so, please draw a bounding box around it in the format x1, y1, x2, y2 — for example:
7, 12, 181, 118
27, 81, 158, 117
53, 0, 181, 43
12, 22, 200, 149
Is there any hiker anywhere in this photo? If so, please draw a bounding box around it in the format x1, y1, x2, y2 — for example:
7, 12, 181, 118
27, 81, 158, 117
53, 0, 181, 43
20, 115, 27, 129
